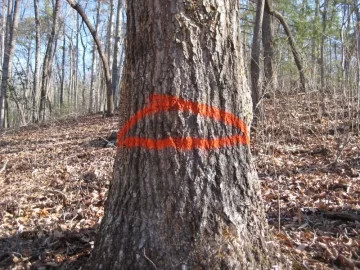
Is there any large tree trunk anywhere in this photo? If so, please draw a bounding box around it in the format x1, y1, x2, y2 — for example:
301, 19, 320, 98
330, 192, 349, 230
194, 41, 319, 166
87, 1, 280, 269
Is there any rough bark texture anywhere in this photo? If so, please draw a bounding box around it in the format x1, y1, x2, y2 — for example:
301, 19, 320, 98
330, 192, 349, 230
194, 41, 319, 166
87, 0, 280, 269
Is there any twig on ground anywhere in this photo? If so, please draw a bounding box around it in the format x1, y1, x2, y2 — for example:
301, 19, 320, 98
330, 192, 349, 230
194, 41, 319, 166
0, 160, 8, 174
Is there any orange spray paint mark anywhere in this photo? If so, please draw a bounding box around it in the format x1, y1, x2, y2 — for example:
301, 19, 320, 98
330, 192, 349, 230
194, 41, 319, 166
117, 94, 250, 150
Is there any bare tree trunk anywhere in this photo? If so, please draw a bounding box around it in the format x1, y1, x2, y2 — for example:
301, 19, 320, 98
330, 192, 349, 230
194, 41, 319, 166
106, 0, 114, 65
320, 0, 329, 91
0, 0, 19, 128
354, 0, 360, 96
0, 0, 7, 69
265, 0, 306, 91
73, 12, 79, 121
60, 27, 65, 107
69, 34, 73, 110
312, 0, 320, 83
111, 0, 124, 109
32, 0, 40, 123
66, 0, 114, 116
86, 0, 282, 269
262, 0, 276, 92
354, 0, 360, 130
80, 22, 87, 109
38, 0, 60, 122
250, 0, 265, 125
88, 1, 101, 114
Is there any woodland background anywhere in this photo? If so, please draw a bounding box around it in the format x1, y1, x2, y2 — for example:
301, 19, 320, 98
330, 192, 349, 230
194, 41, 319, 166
0, 0, 359, 269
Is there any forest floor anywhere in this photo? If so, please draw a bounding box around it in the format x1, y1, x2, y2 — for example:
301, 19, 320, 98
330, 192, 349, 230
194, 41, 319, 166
0, 93, 359, 269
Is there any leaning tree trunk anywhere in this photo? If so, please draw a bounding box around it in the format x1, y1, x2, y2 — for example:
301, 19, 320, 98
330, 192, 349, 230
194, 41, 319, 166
87, 0, 281, 269
265, 0, 306, 92
66, 0, 114, 116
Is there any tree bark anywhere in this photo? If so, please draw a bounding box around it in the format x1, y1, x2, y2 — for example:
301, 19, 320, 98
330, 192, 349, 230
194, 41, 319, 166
87, 0, 281, 269
0, 0, 19, 128
250, 0, 265, 125
265, 0, 306, 91
65, 0, 114, 116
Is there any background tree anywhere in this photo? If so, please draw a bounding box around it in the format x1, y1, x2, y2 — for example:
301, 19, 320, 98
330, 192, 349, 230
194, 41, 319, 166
0, 0, 19, 128
251, 0, 265, 125
111, 0, 124, 109
38, 0, 60, 122
32, 0, 40, 123
262, 0, 276, 92
66, 0, 114, 117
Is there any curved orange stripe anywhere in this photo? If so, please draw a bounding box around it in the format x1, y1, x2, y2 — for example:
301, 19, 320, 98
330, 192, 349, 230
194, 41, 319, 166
117, 94, 250, 149
150, 95, 249, 143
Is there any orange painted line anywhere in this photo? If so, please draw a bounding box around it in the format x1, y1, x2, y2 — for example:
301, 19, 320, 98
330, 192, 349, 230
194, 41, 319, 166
117, 94, 250, 150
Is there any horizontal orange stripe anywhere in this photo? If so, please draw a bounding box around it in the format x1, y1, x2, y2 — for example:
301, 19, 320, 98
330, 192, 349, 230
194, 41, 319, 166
117, 94, 250, 150
118, 135, 248, 150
